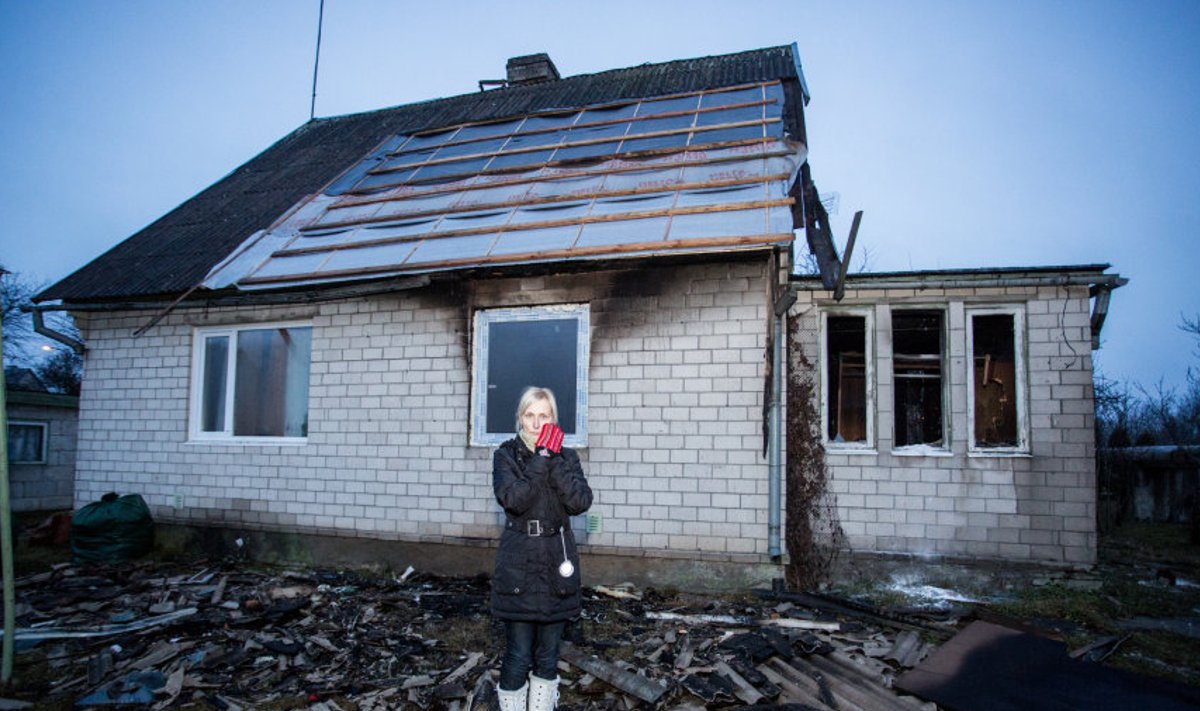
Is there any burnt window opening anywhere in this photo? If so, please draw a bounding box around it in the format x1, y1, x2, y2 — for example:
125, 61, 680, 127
471, 305, 590, 447
892, 310, 945, 448
971, 312, 1020, 448
826, 315, 868, 444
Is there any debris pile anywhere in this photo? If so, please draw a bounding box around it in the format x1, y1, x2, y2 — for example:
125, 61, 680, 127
3, 561, 952, 709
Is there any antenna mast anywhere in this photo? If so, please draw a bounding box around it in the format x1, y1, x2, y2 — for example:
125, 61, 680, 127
309, 0, 325, 120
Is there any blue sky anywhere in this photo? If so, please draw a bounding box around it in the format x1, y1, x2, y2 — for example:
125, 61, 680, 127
1, 1, 1197, 389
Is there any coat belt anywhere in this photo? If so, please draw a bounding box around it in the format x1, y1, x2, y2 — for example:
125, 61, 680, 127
506, 517, 562, 537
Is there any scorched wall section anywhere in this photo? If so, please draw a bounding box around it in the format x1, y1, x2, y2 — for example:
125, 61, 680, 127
789, 283, 1097, 565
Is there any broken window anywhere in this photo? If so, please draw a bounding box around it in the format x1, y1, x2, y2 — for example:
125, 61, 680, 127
969, 309, 1025, 451
892, 310, 945, 448
190, 323, 312, 441
7, 421, 48, 464
823, 311, 872, 446
471, 304, 590, 446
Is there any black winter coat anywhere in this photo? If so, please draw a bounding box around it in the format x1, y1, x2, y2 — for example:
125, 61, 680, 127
490, 437, 593, 622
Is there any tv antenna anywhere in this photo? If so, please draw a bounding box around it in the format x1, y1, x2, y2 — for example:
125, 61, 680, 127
310, 0, 325, 120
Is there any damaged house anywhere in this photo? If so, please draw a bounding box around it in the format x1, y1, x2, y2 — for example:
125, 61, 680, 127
34, 45, 1124, 587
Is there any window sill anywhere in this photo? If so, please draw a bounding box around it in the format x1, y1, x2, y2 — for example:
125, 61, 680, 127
891, 446, 953, 458
186, 437, 309, 447
967, 449, 1031, 458
823, 445, 878, 456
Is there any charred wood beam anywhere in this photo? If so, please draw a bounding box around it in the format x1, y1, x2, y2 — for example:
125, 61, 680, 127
833, 210, 863, 302
798, 167, 841, 289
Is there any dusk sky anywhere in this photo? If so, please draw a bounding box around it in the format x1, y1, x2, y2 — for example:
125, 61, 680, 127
1, 1, 1197, 390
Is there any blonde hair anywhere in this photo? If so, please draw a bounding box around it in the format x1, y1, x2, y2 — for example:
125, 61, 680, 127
515, 386, 559, 433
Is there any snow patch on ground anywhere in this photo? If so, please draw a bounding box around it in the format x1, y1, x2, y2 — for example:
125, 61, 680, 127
887, 574, 981, 607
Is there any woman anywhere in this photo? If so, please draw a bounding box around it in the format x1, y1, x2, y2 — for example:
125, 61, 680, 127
492, 386, 593, 711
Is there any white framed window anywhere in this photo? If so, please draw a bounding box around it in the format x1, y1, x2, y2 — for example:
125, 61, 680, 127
891, 308, 948, 451
471, 304, 590, 447
820, 308, 874, 450
189, 321, 312, 442
7, 421, 48, 464
967, 306, 1028, 454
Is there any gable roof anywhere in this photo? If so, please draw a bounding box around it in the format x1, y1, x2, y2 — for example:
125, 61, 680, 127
39, 45, 810, 305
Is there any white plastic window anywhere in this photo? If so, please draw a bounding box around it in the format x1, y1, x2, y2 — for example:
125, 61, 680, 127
190, 322, 312, 442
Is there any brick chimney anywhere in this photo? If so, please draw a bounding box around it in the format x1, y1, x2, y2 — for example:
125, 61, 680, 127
505, 53, 560, 86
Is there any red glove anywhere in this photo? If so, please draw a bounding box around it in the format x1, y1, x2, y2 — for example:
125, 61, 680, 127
536, 423, 565, 454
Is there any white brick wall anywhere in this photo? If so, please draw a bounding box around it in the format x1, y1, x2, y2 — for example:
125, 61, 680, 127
791, 283, 1098, 565
72, 259, 773, 561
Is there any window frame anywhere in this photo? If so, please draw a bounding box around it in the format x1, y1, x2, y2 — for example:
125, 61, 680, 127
966, 305, 1029, 455
470, 303, 590, 448
7, 420, 49, 464
820, 307, 875, 451
188, 320, 313, 444
889, 306, 950, 453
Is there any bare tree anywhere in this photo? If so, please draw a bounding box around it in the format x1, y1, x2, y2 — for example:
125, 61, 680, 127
1, 269, 45, 363
1, 269, 84, 393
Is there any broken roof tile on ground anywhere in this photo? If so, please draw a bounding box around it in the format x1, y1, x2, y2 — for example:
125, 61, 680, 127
8, 557, 1200, 710
6, 560, 943, 710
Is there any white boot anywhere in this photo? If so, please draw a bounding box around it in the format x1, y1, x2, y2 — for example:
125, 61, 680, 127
527, 673, 559, 711
496, 681, 527, 711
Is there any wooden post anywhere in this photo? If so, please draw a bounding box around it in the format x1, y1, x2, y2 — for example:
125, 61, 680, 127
0, 285, 15, 685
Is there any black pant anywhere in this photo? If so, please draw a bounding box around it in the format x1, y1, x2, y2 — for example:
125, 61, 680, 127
499, 620, 565, 690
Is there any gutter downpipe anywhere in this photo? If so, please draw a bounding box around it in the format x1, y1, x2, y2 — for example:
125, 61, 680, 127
29, 308, 85, 355
768, 283, 797, 561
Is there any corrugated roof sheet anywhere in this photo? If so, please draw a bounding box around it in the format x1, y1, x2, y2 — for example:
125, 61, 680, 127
40, 45, 806, 303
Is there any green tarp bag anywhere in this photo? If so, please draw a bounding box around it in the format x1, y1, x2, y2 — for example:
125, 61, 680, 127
71, 492, 155, 564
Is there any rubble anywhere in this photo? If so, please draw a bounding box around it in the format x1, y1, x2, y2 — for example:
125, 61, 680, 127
3, 560, 949, 709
